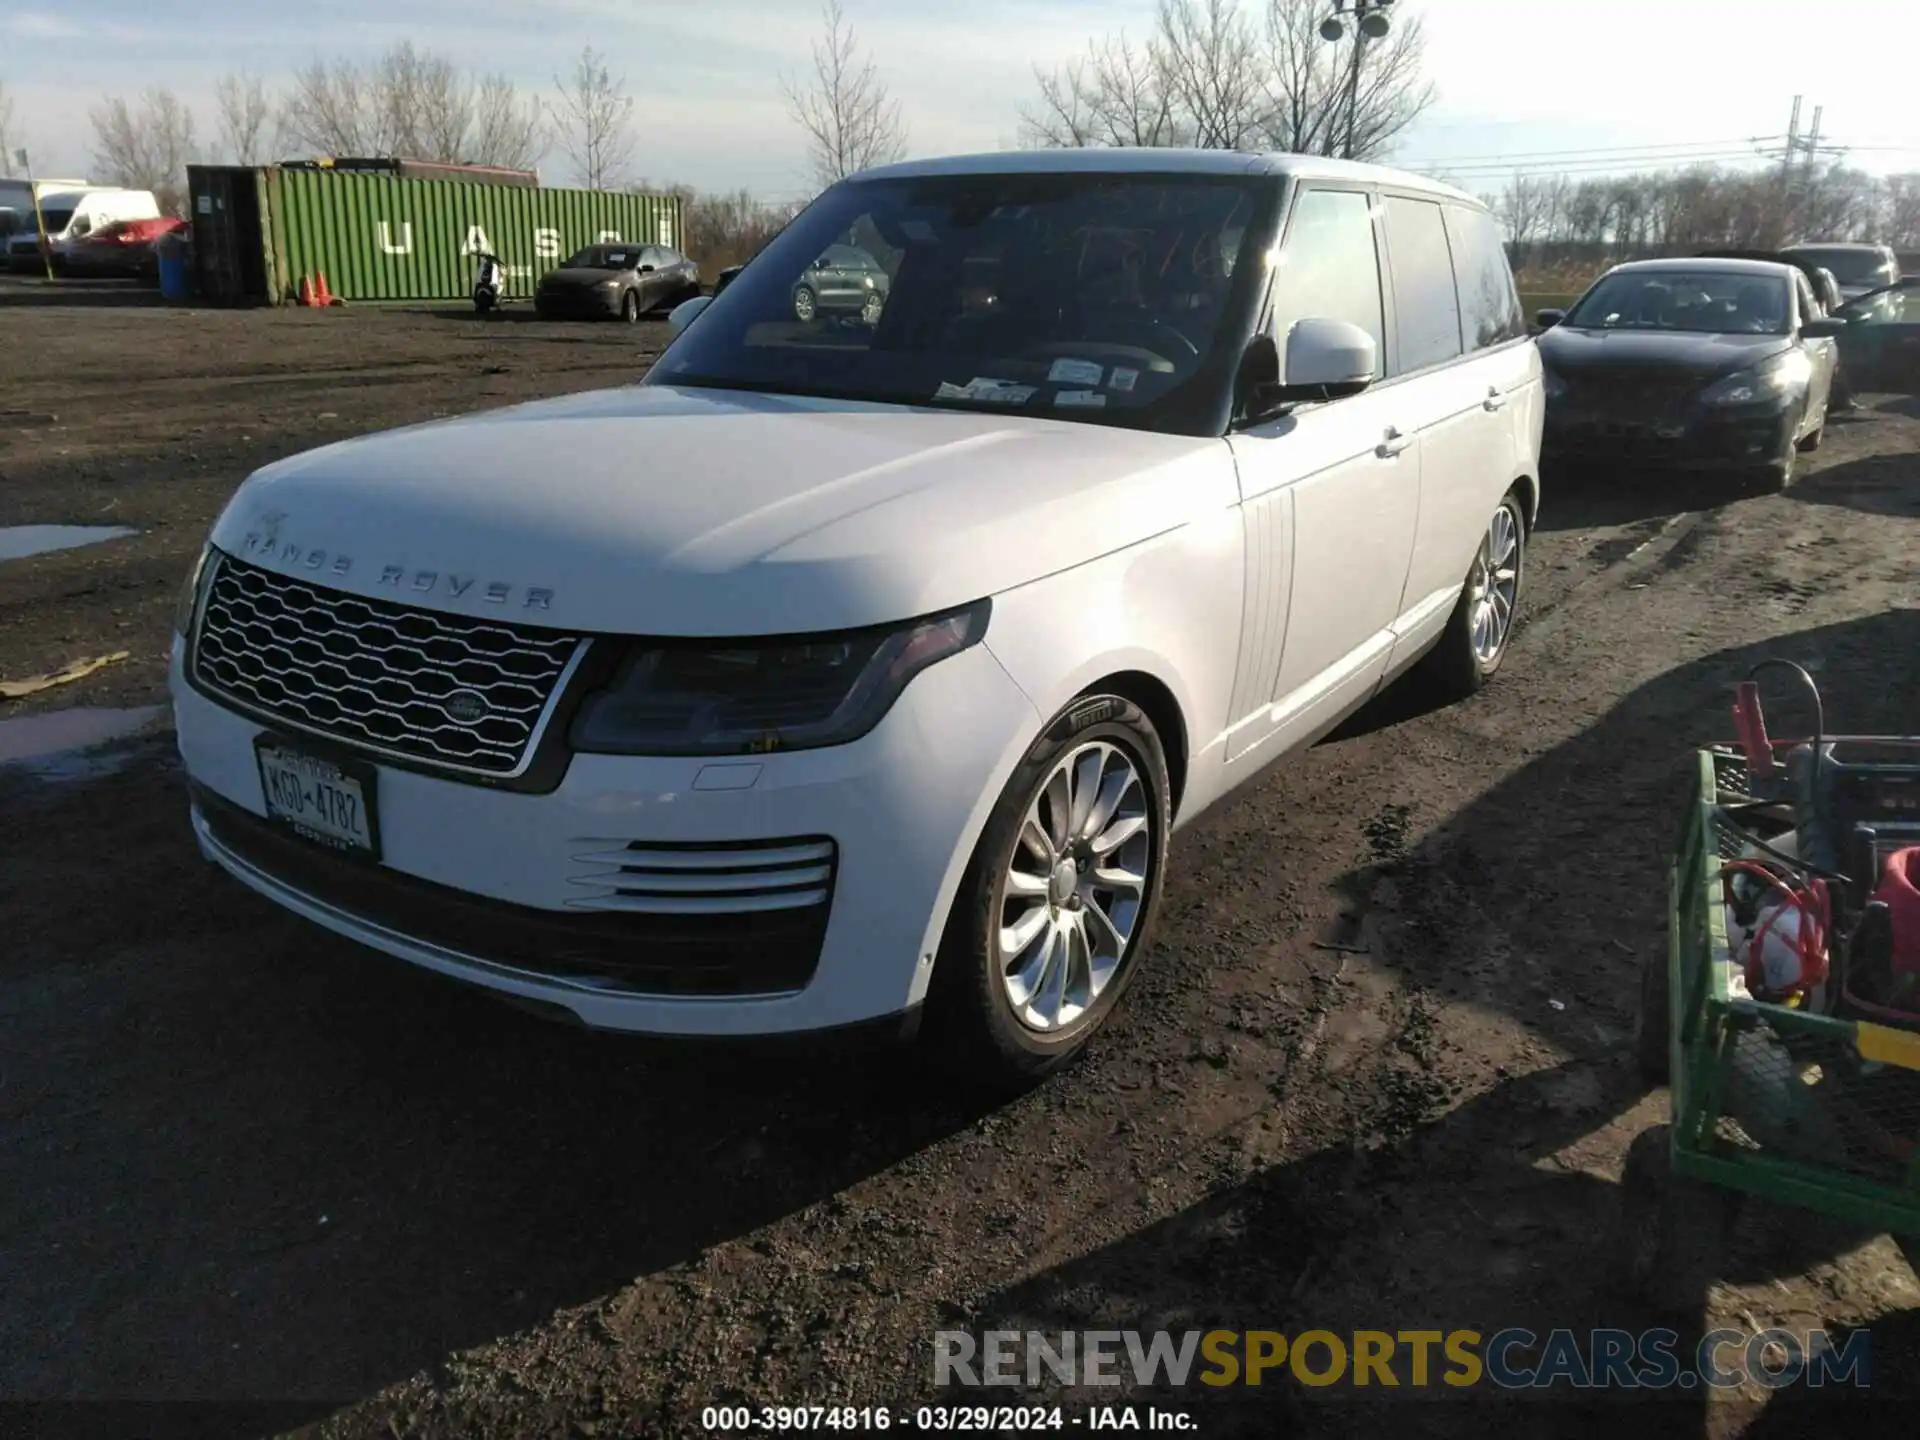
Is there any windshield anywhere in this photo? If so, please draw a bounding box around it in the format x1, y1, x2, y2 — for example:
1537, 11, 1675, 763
646, 171, 1279, 436
37, 207, 75, 233
1565, 270, 1792, 335
562, 246, 635, 270
1790, 246, 1897, 287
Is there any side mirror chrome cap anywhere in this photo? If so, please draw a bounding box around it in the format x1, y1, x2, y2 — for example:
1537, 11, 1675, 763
667, 294, 712, 337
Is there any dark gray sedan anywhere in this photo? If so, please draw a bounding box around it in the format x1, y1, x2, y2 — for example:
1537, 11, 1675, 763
535, 244, 701, 322
792, 243, 889, 325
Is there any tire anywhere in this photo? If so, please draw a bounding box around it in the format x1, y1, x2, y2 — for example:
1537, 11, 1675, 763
1413, 489, 1527, 701
1635, 941, 1671, 1086
1751, 445, 1796, 492
1615, 1124, 1740, 1315
793, 285, 817, 322
861, 291, 885, 326
926, 693, 1173, 1089
620, 290, 641, 324
1796, 422, 1823, 453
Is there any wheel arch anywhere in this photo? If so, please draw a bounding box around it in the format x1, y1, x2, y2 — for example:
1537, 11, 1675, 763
1081, 669, 1191, 821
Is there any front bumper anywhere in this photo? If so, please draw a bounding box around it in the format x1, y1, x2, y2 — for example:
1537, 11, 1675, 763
1543, 395, 1797, 471
534, 287, 622, 318
170, 634, 1041, 1036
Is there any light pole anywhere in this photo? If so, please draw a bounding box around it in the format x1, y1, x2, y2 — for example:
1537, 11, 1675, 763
1319, 0, 1394, 161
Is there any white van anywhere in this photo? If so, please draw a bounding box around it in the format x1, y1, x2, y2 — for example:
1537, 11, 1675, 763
171, 150, 1544, 1082
5, 186, 160, 272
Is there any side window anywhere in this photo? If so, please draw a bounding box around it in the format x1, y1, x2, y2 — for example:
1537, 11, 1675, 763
1382, 197, 1463, 373
1267, 188, 1385, 377
1443, 204, 1526, 351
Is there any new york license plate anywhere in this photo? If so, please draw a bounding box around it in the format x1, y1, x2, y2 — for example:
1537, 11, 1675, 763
255, 739, 380, 859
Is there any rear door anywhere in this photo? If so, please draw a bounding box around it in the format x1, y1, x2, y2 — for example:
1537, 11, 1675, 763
1380, 196, 1530, 673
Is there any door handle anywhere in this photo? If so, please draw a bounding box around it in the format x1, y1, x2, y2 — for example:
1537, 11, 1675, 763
1376, 426, 1412, 459
1483, 386, 1508, 412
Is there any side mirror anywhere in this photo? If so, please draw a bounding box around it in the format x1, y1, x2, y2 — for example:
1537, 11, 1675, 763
1237, 319, 1377, 419
667, 294, 712, 337
1801, 316, 1847, 338
1536, 308, 1566, 329
638, 264, 655, 274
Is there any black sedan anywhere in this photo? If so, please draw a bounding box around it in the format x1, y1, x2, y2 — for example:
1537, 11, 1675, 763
1834, 276, 1920, 390
534, 243, 701, 322
1536, 258, 1845, 489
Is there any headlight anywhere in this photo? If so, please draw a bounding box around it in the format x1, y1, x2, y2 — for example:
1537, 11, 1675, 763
173, 543, 211, 637
569, 599, 991, 756
1699, 350, 1811, 406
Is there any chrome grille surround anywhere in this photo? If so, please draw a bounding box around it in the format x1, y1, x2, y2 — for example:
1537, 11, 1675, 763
192, 551, 586, 777
566, 837, 839, 915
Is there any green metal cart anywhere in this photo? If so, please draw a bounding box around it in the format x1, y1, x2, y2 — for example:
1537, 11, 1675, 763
1621, 746, 1920, 1309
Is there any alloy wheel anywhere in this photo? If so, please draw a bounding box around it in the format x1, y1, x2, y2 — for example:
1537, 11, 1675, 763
997, 741, 1152, 1033
794, 287, 817, 321
1468, 504, 1521, 666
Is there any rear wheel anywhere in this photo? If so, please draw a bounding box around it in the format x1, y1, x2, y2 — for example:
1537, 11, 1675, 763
927, 694, 1171, 1090
1414, 490, 1526, 701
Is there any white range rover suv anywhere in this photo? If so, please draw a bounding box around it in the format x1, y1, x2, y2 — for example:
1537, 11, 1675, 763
171, 150, 1543, 1083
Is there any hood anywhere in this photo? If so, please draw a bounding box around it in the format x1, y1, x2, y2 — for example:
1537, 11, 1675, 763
1538, 326, 1789, 381
538, 268, 621, 290
209, 385, 1223, 637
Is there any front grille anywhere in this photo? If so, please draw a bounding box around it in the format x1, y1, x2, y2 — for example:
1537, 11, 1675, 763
193, 786, 829, 996
568, 838, 838, 914
193, 553, 584, 776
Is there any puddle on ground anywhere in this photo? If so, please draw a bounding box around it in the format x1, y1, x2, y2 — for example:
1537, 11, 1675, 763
0, 705, 165, 779
0, 525, 139, 562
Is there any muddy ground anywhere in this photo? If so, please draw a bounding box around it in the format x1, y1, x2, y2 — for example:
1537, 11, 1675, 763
3, 282, 1920, 1439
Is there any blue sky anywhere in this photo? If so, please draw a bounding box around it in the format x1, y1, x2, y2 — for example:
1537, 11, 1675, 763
5, 0, 1919, 198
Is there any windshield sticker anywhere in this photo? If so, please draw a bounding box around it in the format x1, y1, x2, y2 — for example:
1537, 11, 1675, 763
1055, 390, 1107, 408
935, 378, 1037, 405
899, 220, 938, 242
1047, 357, 1105, 387
1109, 367, 1139, 393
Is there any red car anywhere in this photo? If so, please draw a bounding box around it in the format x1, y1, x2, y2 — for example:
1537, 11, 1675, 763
63, 217, 187, 279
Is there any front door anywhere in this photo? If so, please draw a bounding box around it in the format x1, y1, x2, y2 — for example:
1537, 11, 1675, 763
1222, 185, 1419, 766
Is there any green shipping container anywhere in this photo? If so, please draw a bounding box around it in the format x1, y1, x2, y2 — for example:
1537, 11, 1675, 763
188, 165, 682, 306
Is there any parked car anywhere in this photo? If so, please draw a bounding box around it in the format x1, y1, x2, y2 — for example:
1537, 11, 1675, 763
4, 187, 162, 273
712, 264, 746, 297
533, 243, 701, 322
1695, 248, 1855, 409
1535, 257, 1844, 489
63, 216, 187, 279
1833, 275, 1920, 389
170, 151, 1543, 1082
792, 242, 890, 324
1781, 242, 1900, 302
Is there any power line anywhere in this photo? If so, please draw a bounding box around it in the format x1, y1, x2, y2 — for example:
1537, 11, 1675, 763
1396, 134, 1785, 167
1414, 149, 1778, 180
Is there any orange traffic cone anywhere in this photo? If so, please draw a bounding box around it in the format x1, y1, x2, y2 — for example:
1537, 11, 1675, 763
314, 271, 333, 306
297, 275, 316, 307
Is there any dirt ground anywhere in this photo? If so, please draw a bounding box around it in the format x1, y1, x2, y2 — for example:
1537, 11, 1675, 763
4, 280, 1920, 1439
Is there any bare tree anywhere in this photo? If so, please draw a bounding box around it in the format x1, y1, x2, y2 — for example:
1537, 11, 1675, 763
783, 0, 908, 189
0, 77, 15, 168
1495, 174, 1550, 267
1021, 0, 1431, 161
89, 88, 198, 215
214, 71, 274, 165
550, 46, 635, 189
471, 75, 547, 172
281, 57, 377, 155
1260, 0, 1433, 159
1021, 34, 1178, 148
375, 42, 473, 161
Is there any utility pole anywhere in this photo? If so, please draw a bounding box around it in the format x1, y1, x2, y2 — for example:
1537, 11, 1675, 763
1319, 1, 1395, 161
1780, 96, 1802, 187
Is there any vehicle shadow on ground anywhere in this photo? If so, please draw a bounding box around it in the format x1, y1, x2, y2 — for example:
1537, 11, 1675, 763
962, 610, 1920, 1434
1785, 449, 1920, 521
1534, 464, 1718, 533
0, 281, 165, 309
416, 307, 675, 328
0, 754, 995, 1414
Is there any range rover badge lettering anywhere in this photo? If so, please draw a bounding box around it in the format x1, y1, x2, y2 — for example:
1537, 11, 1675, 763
238, 541, 555, 608
445, 691, 489, 724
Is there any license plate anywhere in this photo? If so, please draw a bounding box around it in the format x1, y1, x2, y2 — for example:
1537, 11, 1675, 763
254, 739, 381, 859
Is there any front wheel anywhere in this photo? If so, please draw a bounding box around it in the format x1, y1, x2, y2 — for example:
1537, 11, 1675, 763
926, 694, 1172, 1089
793, 285, 817, 322
620, 290, 641, 324
1414, 490, 1527, 701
